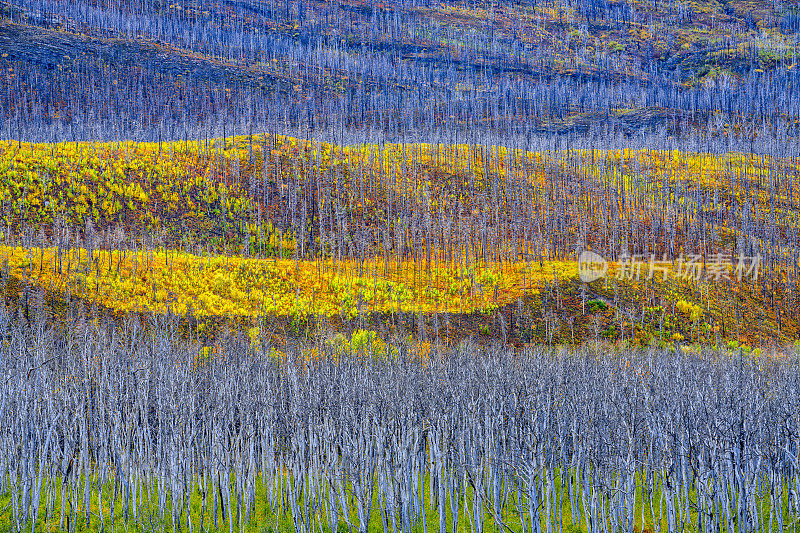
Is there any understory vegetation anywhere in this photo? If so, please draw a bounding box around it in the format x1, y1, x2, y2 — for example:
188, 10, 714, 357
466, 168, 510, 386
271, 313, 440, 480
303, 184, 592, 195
0, 137, 797, 345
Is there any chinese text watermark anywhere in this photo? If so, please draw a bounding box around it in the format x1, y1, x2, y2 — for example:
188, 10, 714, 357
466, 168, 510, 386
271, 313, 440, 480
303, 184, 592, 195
578, 251, 760, 283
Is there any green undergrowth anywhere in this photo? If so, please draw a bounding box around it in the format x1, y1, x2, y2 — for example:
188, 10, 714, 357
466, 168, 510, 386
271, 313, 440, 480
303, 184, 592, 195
1, 469, 796, 533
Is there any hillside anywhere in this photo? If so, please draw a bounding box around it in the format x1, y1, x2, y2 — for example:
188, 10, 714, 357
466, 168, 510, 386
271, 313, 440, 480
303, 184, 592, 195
2, 1, 800, 532
0, 0, 798, 141
0, 135, 796, 347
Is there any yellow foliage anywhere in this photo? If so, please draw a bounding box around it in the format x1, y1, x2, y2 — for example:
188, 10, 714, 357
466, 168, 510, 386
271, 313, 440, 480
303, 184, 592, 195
0, 246, 581, 319
676, 299, 703, 321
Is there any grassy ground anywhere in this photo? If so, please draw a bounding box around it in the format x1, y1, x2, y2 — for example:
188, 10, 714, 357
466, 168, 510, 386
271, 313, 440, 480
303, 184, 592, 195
2, 469, 797, 533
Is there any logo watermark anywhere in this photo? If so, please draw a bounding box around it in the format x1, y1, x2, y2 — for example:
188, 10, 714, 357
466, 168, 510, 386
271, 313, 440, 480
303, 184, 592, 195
577, 251, 760, 283
578, 250, 608, 282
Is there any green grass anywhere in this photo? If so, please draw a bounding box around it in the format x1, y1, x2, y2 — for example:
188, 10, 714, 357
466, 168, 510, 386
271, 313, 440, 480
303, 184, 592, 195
0, 469, 796, 532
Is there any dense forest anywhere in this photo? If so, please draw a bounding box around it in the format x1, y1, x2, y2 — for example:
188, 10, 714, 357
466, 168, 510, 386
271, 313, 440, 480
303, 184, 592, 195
1, 306, 800, 533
